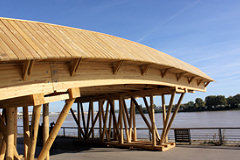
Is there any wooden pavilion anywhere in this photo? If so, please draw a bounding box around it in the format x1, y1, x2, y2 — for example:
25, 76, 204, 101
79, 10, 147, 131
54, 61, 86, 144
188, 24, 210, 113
0, 17, 213, 160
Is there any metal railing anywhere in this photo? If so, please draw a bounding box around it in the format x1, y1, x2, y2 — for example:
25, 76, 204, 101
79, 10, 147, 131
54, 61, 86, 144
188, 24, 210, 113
17, 126, 240, 145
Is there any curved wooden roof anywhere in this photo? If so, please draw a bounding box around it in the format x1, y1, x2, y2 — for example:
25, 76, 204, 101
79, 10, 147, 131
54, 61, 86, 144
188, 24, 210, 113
0, 17, 213, 81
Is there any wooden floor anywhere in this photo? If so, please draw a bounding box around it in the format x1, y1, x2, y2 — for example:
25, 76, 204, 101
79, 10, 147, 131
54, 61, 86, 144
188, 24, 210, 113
105, 141, 176, 151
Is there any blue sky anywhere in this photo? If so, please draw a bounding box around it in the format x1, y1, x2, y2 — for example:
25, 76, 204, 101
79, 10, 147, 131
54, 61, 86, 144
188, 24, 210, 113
1, 0, 240, 111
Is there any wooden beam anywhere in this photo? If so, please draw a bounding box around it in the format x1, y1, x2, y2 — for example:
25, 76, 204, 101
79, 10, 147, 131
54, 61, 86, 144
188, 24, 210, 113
0, 112, 6, 160
80, 102, 86, 137
160, 93, 185, 144
197, 79, 203, 86
77, 103, 81, 140
112, 60, 123, 74
160, 92, 175, 144
176, 72, 186, 81
43, 103, 49, 160
161, 94, 167, 143
102, 101, 110, 141
132, 99, 137, 141
120, 98, 130, 143
131, 97, 151, 131
27, 105, 41, 160
150, 95, 156, 146
6, 107, 16, 160
140, 64, 150, 75
109, 100, 119, 140
87, 112, 99, 137
70, 58, 82, 76
23, 60, 34, 80
187, 76, 195, 84
91, 101, 94, 138
119, 98, 124, 144
86, 101, 92, 138
204, 81, 210, 87
23, 106, 29, 160
37, 98, 75, 160
160, 68, 171, 78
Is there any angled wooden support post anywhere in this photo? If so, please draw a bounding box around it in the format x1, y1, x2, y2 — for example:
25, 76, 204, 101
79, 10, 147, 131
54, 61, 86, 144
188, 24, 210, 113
132, 99, 137, 141
23, 106, 29, 160
107, 102, 113, 141
80, 103, 86, 138
161, 94, 168, 143
109, 100, 119, 140
131, 97, 152, 132
0, 111, 6, 160
43, 103, 49, 160
98, 100, 104, 140
38, 88, 80, 160
150, 95, 156, 146
77, 103, 81, 140
86, 101, 92, 138
160, 93, 185, 144
90, 101, 94, 138
120, 98, 130, 143
160, 92, 175, 144
70, 58, 82, 76
6, 107, 16, 160
23, 60, 34, 80
27, 105, 42, 160
143, 97, 160, 141
70, 108, 84, 137
102, 101, 110, 142
118, 98, 124, 144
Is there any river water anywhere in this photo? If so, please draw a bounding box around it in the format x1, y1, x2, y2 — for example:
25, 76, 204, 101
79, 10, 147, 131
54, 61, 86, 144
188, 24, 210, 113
18, 110, 240, 141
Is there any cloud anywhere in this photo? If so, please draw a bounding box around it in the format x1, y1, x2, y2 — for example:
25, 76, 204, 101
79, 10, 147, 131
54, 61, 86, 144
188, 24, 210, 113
137, 0, 201, 42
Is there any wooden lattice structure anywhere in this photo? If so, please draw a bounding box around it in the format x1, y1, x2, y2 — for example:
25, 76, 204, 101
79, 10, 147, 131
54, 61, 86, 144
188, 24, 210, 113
0, 17, 213, 160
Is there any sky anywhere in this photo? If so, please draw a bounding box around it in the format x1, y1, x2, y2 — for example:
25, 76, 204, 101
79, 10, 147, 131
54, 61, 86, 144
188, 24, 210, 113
0, 0, 240, 111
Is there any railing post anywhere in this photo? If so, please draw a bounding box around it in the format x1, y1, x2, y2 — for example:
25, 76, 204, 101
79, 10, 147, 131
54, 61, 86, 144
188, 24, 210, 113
149, 130, 151, 141
63, 128, 65, 137
219, 128, 223, 145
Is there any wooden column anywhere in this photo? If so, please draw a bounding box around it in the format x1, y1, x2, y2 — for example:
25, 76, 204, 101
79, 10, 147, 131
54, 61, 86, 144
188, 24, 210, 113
14, 107, 17, 149
77, 103, 81, 140
6, 107, 16, 160
43, 103, 49, 160
120, 98, 130, 143
23, 106, 29, 160
0, 111, 6, 160
27, 105, 41, 160
160, 93, 185, 144
161, 94, 168, 143
150, 96, 156, 146
132, 99, 137, 141
90, 101, 94, 138
160, 92, 175, 144
98, 100, 103, 140
38, 98, 75, 160
119, 98, 124, 144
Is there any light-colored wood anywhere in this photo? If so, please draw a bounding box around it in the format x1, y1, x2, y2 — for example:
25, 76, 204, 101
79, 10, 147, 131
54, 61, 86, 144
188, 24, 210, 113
38, 98, 75, 160
161, 92, 175, 143
86, 101, 92, 139
43, 103, 49, 160
132, 99, 137, 141
119, 99, 124, 144
112, 61, 123, 74
0, 112, 6, 160
23, 60, 34, 80
90, 100, 94, 138
102, 101, 110, 141
160, 93, 185, 144
80, 103, 86, 137
87, 112, 99, 137
77, 103, 81, 139
23, 106, 29, 160
98, 100, 103, 139
27, 105, 41, 160
6, 107, 15, 160
150, 95, 156, 146
161, 95, 168, 143
70, 58, 82, 76
109, 100, 119, 140
13, 107, 17, 148
120, 98, 130, 143
107, 102, 113, 141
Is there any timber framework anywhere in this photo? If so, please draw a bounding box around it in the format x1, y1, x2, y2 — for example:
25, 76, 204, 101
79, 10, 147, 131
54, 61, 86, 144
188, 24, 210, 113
0, 17, 213, 160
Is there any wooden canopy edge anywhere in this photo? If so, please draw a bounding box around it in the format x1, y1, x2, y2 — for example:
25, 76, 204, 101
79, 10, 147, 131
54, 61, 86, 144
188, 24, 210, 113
0, 88, 80, 108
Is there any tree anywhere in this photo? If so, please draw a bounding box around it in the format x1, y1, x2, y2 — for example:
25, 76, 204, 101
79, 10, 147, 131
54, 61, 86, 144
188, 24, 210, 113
215, 95, 227, 106
195, 98, 205, 108
205, 96, 216, 108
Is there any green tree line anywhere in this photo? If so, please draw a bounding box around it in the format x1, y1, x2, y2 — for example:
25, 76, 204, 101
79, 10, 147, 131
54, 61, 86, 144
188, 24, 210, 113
135, 94, 240, 114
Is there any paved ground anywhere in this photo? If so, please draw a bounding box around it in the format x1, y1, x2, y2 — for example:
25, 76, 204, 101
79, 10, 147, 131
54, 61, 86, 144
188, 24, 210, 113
50, 146, 240, 160
17, 137, 240, 160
